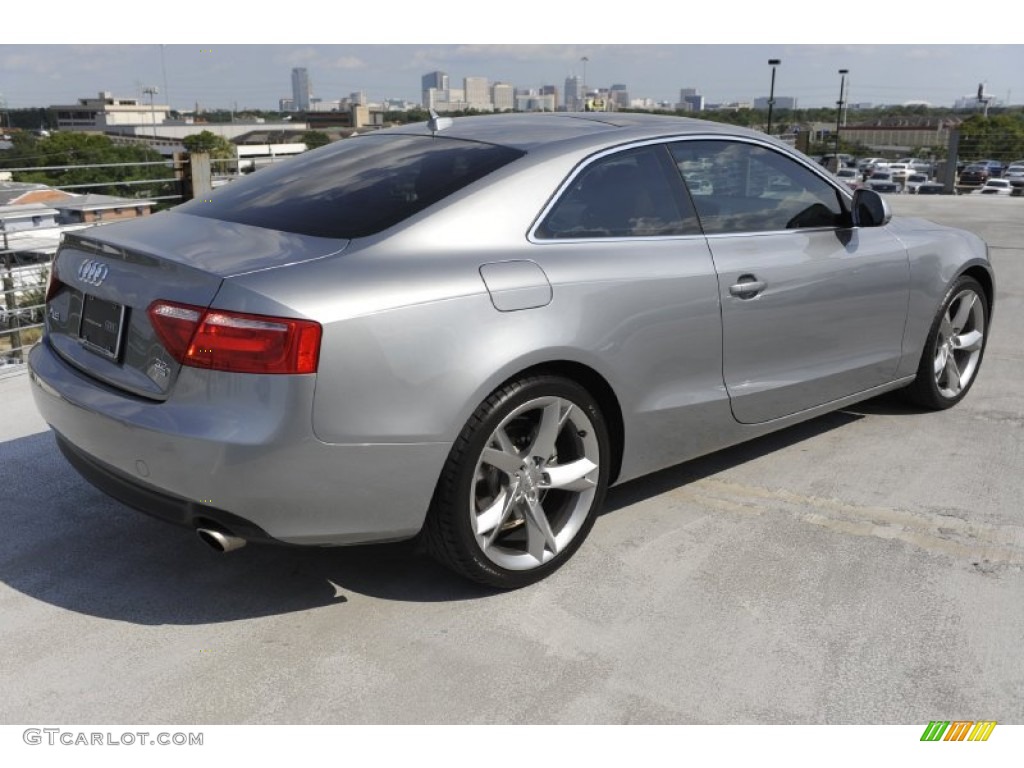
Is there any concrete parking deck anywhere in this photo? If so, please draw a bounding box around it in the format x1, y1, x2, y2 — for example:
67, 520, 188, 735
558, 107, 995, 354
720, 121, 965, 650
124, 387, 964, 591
1, 195, 1022, 724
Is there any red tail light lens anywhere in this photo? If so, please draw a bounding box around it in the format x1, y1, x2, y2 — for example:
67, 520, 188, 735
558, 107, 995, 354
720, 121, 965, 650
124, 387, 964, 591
45, 261, 63, 304
148, 301, 321, 375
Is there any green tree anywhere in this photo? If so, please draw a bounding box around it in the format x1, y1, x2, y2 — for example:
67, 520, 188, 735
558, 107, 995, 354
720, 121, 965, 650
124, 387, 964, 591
301, 130, 330, 150
182, 130, 236, 160
0, 131, 170, 197
957, 114, 1024, 164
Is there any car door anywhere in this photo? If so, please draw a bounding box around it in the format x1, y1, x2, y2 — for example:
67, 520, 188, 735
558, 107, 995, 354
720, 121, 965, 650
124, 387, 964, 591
532, 142, 727, 475
670, 139, 910, 424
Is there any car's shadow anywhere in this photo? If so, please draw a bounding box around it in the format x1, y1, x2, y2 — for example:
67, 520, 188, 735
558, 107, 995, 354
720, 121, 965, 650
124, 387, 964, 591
2, 405, 871, 624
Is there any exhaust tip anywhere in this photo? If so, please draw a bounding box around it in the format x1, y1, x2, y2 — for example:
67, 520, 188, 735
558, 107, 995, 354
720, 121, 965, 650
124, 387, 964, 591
197, 527, 247, 553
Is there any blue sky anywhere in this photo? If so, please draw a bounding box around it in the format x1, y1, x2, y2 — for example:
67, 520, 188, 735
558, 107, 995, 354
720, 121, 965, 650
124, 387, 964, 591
4, 8, 1021, 112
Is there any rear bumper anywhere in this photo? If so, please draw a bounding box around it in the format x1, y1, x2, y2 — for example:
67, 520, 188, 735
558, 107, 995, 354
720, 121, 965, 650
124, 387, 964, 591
29, 339, 452, 545
54, 431, 277, 543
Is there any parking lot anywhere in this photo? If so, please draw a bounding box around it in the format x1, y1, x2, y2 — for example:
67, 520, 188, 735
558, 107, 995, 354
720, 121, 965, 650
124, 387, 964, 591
1, 194, 1022, 724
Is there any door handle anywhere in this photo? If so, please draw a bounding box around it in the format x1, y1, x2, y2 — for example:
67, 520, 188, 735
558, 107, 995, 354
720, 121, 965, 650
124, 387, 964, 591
728, 276, 766, 298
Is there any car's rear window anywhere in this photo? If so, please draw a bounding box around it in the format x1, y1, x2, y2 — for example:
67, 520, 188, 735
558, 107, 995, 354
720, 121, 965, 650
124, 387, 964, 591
177, 135, 525, 238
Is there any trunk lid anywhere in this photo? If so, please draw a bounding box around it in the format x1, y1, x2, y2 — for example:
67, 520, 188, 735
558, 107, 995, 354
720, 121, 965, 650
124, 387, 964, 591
46, 212, 347, 399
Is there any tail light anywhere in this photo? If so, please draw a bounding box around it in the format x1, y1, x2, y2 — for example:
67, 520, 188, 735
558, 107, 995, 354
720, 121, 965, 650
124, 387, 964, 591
148, 301, 321, 375
45, 261, 63, 304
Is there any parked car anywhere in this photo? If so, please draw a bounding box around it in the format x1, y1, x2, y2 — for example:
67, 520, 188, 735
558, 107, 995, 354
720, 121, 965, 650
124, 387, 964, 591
887, 163, 913, 185
835, 167, 861, 190
1004, 165, 1024, 189
976, 160, 1005, 178
916, 182, 946, 195
975, 178, 1013, 196
28, 113, 995, 588
903, 173, 931, 194
867, 171, 901, 193
958, 164, 990, 186
858, 157, 886, 172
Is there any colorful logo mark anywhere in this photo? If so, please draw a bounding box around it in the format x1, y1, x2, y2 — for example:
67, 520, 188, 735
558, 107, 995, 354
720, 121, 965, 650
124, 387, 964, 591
921, 721, 997, 742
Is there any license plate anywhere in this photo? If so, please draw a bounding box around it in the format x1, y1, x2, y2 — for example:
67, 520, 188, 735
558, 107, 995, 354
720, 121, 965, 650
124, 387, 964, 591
79, 294, 126, 360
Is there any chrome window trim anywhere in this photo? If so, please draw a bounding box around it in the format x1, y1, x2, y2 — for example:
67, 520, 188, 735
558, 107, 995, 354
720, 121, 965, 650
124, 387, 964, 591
528, 133, 854, 245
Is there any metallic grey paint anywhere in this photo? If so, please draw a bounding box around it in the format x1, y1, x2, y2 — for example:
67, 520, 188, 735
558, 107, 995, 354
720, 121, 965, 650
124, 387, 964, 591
29, 113, 994, 555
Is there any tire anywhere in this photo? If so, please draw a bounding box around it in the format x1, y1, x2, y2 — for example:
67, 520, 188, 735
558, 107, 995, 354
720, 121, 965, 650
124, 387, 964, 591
423, 374, 610, 589
903, 276, 989, 410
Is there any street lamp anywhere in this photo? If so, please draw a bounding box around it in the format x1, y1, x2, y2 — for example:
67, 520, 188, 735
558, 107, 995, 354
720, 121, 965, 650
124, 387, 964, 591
834, 69, 848, 160
767, 58, 781, 135
581, 56, 589, 111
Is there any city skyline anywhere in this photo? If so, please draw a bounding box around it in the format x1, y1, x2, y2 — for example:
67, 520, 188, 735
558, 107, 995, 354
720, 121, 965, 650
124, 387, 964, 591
3, 44, 1023, 114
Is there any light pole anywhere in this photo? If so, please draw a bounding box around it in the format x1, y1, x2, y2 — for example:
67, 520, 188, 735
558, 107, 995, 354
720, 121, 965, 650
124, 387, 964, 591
143, 86, 159, 139
581, 56, 589, 110
834, 69, 848, 160
767, 58, 781, 135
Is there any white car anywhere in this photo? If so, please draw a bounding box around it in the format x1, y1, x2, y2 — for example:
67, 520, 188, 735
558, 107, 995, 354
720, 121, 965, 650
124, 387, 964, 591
835, 167, 861, 190
975, 179, 1013, 196
887, 163, 912, 184
904, 173, 931, 194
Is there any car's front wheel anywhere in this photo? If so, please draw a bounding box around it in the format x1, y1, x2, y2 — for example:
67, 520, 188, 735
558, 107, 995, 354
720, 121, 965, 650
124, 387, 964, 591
903, 275, 989, 410
423, 375, 610, 589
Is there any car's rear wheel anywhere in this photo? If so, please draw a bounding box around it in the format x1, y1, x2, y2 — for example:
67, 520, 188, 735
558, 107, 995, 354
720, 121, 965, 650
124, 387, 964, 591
423, 375, 609, 589
903, 275, 988, 410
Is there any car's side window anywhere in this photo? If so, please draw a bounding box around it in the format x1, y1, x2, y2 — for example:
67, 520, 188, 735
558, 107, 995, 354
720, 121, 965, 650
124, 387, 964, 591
669, 140, 847, 235
536, 145, 701, 239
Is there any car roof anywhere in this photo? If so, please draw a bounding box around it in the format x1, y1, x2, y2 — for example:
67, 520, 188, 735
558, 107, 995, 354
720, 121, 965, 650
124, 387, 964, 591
372, 112, 771, 153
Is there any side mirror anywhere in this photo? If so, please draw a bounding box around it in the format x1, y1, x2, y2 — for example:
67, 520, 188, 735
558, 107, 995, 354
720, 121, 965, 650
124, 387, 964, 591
851, 188, 892, 227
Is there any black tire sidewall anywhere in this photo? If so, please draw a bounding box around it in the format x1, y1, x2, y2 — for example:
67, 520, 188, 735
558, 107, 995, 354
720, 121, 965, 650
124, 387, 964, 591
436, 375, 610, 589
912, 276, 989, 409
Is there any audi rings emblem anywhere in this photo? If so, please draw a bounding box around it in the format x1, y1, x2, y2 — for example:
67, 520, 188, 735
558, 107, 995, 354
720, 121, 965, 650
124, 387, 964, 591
77, 259, 109, 287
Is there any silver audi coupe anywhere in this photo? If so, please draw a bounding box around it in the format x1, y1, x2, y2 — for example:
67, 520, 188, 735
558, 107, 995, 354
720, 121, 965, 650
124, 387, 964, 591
29, 113, 994, 588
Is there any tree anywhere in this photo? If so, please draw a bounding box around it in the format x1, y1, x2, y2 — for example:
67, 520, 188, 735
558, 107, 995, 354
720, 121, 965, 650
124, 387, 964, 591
301, 130, 330, 150
957, 114, 1024, 164
182, 130, 236, 160
0, 131, 170, 197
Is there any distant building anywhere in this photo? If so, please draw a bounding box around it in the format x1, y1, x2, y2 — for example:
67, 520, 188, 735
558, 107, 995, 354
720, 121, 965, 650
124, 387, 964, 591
492, 83, 515, 112
50, 92, 171, 131
564, 75, 583, 111
754, 96, 797, 110
678, 89, 704, 112
609, 84, 629, 110
291, 68, 312, 112
0, 190, 155, 263
540, 85, 559, 110
838, 117, 957, 153
954, 92, 1002, 111
0, 182, 74, 207
515, 89, 556, 112
0, 202, 61, 234
51, 194, 155, 225
422, 71, 449, 109
464, 77, 492, 111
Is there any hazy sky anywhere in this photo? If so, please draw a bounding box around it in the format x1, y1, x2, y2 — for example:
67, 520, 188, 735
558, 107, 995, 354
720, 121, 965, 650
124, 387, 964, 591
4, 8, 1021, 112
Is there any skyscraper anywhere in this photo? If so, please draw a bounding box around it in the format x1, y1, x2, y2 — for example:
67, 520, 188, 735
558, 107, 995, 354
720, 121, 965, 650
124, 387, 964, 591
421, 71, 449, 110
464, 77, 491, 111
492, 83, 514, 112
291, 68, 312, 112
564, 75, 583, 111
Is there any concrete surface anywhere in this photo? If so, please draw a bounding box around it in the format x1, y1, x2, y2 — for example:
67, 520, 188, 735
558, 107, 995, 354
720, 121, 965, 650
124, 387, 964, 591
1, 195, 1022, 724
